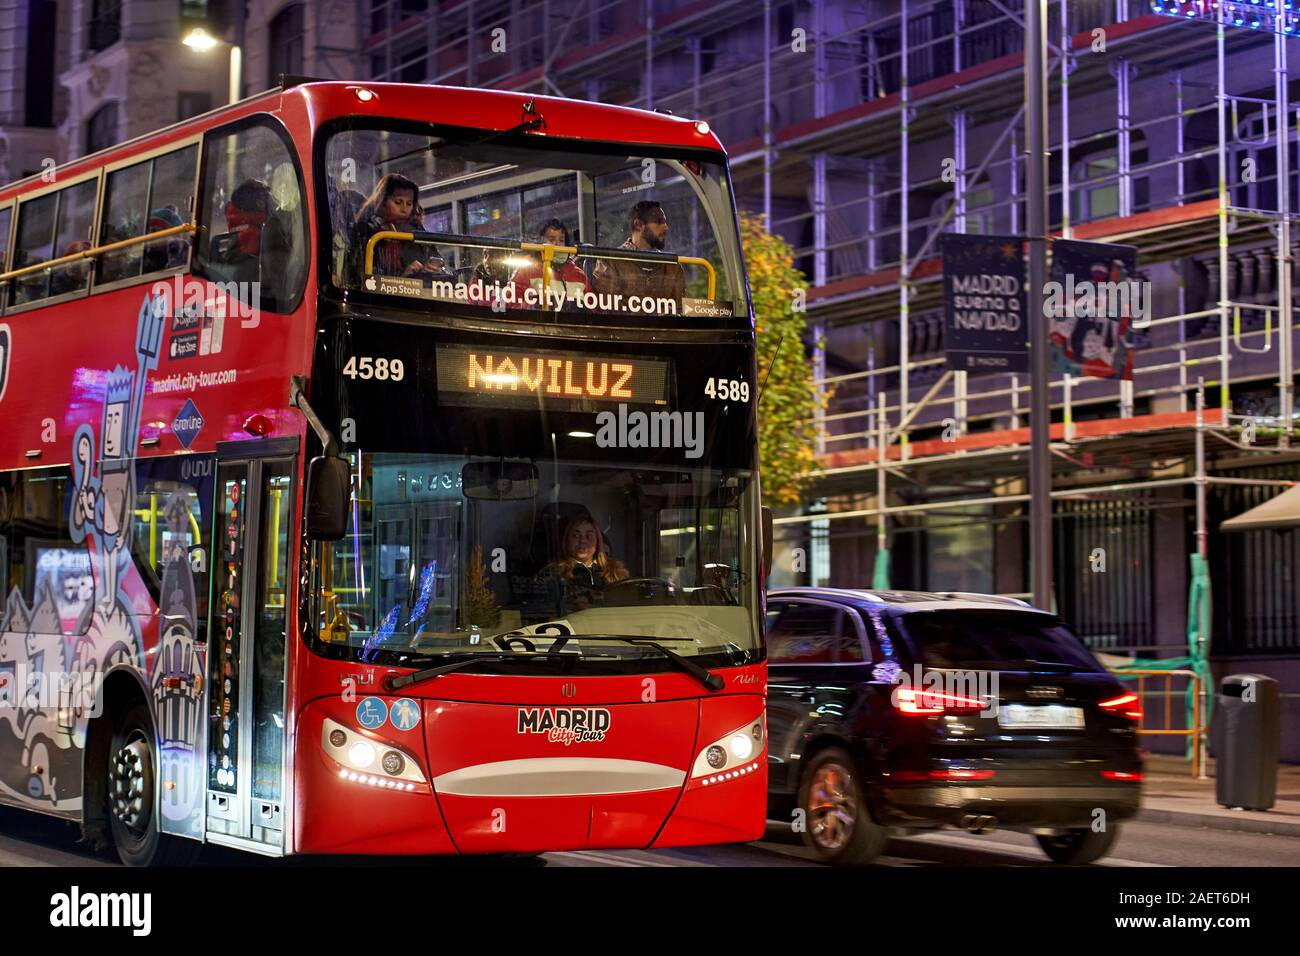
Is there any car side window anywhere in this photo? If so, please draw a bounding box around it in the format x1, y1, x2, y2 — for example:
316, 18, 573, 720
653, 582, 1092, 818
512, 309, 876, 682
765, 599, 790, 633
767, 602, 842, 664
837, 610, 868, 663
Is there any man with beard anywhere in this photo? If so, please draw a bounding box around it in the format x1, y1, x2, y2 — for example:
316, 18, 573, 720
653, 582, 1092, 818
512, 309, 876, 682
592, 200, 685, 308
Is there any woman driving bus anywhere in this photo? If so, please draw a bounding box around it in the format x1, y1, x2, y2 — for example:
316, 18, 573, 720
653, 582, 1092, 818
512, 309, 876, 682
541, 515, 629, 613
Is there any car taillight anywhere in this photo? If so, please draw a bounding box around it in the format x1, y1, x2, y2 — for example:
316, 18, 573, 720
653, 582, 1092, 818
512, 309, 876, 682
1101, 770, 1142, 782
1099, 692, 1143, 720
893, 769, 996, 782
893, 686, 986, 716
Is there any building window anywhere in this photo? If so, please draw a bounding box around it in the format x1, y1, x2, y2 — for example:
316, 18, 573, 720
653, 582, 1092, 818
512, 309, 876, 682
180, 1, 210, 21
1069, 136, 1149, 224
178, 91, 213, 122
88, 0, 122, 53
85, 102, 120, 155
25, 1, 56, 127
397, 45, 426, 84
268, 4, 306, 87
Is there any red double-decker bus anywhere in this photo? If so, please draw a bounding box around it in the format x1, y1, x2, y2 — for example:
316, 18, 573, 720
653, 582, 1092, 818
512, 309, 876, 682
0, 80, 767, 865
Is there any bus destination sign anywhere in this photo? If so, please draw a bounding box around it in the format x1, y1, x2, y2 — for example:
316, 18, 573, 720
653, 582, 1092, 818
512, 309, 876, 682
436, 344, 671, 408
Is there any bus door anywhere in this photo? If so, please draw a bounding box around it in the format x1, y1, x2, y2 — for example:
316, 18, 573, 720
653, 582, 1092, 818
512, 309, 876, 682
205, 442, 294, 852
374, 500, 460, 635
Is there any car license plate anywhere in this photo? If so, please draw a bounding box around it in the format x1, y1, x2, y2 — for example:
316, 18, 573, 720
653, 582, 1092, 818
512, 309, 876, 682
997, 704, 1084, 729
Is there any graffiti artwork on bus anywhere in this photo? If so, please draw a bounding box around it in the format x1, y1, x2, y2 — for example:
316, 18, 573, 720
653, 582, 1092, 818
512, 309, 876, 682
0, 292, 205, 827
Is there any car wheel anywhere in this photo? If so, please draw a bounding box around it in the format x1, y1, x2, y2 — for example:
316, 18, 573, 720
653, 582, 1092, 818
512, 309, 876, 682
106, 702, 200, 867
1035, 825, 1121, 865
798, 747, 888, 866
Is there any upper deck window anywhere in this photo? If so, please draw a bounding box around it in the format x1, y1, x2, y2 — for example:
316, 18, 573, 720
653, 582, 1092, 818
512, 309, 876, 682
322, 122, 746, 321
12, 178, 98, 307
195, 119, 307, 314
0, 207, 11, 274
98, 144, 198, 286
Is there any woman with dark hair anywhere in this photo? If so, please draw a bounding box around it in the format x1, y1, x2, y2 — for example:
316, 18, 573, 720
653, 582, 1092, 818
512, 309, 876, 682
542, 515, 629, 613
352, 173, 443, 279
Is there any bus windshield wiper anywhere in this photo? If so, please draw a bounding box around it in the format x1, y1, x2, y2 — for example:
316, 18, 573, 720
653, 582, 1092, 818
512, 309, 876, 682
546, 635, 725, 692
384, 636, 726, 693
385, 653, 521, 691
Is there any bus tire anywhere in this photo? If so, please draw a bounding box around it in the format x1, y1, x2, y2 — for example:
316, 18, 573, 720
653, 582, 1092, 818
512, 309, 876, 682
797, 746, 888, 866
106, 702, 199, 867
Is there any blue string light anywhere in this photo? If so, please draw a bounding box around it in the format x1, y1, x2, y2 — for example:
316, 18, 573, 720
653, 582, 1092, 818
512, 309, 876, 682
1157, 0, 1300, 29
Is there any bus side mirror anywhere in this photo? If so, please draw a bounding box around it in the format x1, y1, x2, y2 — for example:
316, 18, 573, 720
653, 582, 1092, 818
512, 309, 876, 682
761, 506, 773, 582
306, 455, 351, 540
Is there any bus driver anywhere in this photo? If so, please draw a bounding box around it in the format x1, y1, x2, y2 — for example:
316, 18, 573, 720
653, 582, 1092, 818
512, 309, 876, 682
542, 515, 629, 614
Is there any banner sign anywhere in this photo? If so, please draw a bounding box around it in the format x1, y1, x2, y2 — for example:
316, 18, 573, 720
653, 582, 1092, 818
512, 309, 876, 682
1047, 239, 1146, 381
941, 234, 1028, 373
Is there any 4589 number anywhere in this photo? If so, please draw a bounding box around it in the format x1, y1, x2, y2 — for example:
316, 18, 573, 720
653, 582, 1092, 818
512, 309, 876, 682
704, 377, 750, 402
343, 356, 405, 381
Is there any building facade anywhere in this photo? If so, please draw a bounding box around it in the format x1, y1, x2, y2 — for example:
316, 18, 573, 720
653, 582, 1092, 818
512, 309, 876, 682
0, 0, 67, 181
0, 0, 358, 172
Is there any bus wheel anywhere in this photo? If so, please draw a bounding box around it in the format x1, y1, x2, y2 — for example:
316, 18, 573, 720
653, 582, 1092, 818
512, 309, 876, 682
106, 703, 198, 867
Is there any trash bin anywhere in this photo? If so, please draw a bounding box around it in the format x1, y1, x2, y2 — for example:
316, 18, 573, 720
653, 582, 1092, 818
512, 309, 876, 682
1213, 674, 1280, 811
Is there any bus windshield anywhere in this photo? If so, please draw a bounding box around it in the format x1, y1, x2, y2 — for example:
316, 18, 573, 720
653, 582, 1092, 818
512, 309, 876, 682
321, 121, 746, 321
313, 453, 761, 667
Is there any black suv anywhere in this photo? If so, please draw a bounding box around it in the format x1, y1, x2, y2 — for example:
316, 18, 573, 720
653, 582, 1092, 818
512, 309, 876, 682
765, 588, 1142, 865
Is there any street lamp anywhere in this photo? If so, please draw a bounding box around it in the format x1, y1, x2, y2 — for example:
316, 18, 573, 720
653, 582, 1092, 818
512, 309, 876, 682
182, 26, 242, 106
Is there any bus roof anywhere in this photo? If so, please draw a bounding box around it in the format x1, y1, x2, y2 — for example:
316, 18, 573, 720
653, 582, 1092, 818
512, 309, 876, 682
0, 81, 727, 203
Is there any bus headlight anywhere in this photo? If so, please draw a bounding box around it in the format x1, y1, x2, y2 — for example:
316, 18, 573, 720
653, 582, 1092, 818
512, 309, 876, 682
321, 717, 428, 791
691, 716, 766, 780
349, 741, 376, 768
728, 733, 754, 760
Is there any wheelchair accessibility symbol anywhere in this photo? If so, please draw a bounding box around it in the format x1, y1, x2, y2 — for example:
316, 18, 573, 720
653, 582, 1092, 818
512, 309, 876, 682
356, 697, 388, 730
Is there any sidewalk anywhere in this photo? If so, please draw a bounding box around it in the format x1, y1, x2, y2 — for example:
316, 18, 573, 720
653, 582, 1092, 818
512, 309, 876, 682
1137, 753, 1300, 836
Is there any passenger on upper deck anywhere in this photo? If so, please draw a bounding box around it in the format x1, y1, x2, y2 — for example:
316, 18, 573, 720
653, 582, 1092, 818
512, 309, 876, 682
50, 240, 92, 297
511, 219, 589, 309
592, 200, 686, 307
142, 206, 190, 273
352, 173, 444, 280
215, 179, 277, 285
